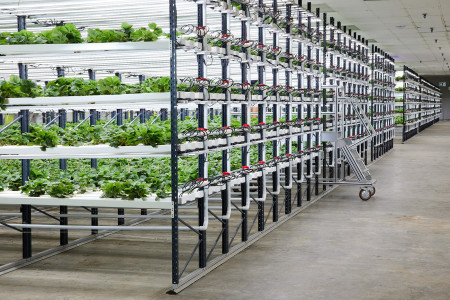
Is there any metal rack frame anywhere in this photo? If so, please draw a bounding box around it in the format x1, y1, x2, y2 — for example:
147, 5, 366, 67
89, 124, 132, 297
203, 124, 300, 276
395, 66, 442, 142
0, 0, 398, 292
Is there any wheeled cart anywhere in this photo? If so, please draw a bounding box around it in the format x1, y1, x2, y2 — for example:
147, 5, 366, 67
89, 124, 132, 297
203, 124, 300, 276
320, 86, 377, 201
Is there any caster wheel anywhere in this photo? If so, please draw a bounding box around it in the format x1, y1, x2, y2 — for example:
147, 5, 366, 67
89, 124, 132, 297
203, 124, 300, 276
368, 186, 376, 196
359, 188, 371, 201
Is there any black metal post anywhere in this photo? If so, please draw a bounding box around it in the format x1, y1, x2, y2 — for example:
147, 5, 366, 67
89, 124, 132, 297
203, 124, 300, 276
322, 12, 327, 192
197, 2, 207, 269
169, 0, 179, 287
221, 7, 230, 252
58, 109, 68, 245
257, 0, 265, 230
284, 3, 292, 215
20, 109, 31, 258
89, 109, 98, 234
88, 69, 96, 81
272, 0, 279, 222
240, 4, 249, 241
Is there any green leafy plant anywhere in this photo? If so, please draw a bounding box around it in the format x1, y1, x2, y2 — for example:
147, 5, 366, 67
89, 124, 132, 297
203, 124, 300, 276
120, 180, 149, 200
97, 76, 127, 95
31, 127, 60, 151
44, 77, 99, 96
101, 180, 149, 200
7, 174, 22, 191
87, 22, 163, 43
137, 77, 170, 93
21, 179, 49, 197
46, 179, 76, 198
40, 24, 83, 44
6, 30, 47, 44
101, 181, 124, 198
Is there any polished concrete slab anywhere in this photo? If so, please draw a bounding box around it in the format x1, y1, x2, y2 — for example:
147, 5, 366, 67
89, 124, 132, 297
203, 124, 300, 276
0, 122, 449, 299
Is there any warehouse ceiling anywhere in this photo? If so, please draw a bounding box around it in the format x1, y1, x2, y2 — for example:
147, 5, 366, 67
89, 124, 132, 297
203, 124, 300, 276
312, 0, 450, 75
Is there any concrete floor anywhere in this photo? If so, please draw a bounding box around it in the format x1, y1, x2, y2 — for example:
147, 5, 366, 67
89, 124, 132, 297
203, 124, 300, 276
0, 122, 449, 299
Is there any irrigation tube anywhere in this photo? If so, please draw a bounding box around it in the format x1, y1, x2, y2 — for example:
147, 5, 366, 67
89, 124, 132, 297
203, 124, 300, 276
0, 213, 207, 219
250, 172, 267, 202
0, 224, 204, 231
219, 182, 232, 219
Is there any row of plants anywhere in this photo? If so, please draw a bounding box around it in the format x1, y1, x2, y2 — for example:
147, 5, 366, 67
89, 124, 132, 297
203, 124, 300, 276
0, 116, 371, 199
0, 23, 164, 45
0, 114, 305, 150
0, 138, 289, 199
0, 158, 187, 199
1, 72, 375, 109
0, 75, 170, 109
0, 118, 170, 150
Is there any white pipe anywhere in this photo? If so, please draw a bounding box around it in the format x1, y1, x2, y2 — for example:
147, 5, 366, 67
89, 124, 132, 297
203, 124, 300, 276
280, 161, 293, 189
250, 172, 267, 202
236, 174, 251, 210
1, 224, 177, 231
212, 182, 231, 220
269, 164, 281, 195
198, 189, 209, 230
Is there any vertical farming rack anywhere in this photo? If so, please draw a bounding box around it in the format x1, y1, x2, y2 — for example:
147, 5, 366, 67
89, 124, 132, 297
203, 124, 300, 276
0, 0, 396, 292
394, 66, 442, 142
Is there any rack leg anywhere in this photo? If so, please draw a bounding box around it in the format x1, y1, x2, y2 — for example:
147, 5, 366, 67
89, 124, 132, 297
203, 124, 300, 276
91, 208, 98, 235
297, 163, 302, 207
118, 209, 124, 225
221, 189, 229, 253
21, 204, 32, 259
199, 197, 207, 268
306, 177, 311, 202
257, 176, 264, 231
285, 167, 292, 214
315, 175, 319, 196
272, 172, 279, 222
241, 182, 248, 241
60, 206, 68, 245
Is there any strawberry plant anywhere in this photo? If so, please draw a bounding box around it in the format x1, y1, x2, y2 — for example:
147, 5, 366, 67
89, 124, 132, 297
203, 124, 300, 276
30, 126, 60, 151
138, 77, 171, 93
39, 24, 83, 44
1, 76, 171, 108
46, 179, 76, 198
6, 30, 47, 44
44, 77, 99, 96
20, 179, 49, 197
97, 76, 127, 95
7, 174, 22, 191
101, 181, 124, 198
87, 22, 163, 43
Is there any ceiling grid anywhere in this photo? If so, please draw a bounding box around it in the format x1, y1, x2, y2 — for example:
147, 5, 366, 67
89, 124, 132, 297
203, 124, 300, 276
312, 0, 450, 74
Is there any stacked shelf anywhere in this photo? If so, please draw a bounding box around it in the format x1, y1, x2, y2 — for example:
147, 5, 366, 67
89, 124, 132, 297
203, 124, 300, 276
369, 46, 396, 159
395, 66, 442, 142
0, 0, 397, 291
